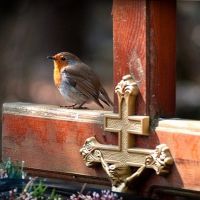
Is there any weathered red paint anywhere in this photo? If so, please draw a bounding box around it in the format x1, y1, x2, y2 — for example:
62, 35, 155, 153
2, 114, 109, 177
113, 0, 176, 117
139, 129, 200, 195
113, 0, 147, 114
3, 113, 200, 193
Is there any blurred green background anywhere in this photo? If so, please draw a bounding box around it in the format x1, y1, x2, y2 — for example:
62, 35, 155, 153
0, 0, 200, 119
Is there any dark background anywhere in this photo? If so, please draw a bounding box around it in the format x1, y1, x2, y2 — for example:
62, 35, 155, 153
176, 1, 200, 119
0, 0, 200, 119
0, 0, 113, 109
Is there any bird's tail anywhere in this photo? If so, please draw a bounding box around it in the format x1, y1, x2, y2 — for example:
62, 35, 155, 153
98, 87, 114, 107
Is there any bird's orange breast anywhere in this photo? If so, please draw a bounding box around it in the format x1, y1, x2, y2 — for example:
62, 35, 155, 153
53, 63, 62, 88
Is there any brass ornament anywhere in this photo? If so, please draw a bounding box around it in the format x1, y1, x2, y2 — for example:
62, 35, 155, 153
145, 144, 174, 175
80, 74, 173, 192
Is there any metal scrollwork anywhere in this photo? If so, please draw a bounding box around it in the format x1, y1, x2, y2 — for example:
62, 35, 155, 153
145, 144, 174, 175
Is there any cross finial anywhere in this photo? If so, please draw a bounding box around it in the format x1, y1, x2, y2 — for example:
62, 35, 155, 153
115, 74, 139, 116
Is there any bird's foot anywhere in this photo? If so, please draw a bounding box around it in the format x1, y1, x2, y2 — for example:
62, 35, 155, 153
60, 104, 88, 109
60, 104, 77, 109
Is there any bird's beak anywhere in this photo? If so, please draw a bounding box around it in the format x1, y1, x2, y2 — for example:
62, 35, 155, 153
47, 56, 56, 60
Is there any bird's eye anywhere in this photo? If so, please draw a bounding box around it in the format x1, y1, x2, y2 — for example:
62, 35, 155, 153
61, 57, 66, 61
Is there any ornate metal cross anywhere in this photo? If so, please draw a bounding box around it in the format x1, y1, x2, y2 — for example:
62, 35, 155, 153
80, 75, 173, 192
103, 74, 150, 164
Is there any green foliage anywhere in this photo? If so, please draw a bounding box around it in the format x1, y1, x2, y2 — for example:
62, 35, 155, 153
0, 158, 26, 179
48, 188, 61, 200
31, 181, 47, 198
22, 179, 62, 200
0, 159, 122, 199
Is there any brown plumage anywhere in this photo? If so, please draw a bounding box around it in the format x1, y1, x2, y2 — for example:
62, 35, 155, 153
47, 52, 113, 109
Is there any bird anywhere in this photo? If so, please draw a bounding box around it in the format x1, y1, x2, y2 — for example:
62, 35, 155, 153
47, 52, 113, 109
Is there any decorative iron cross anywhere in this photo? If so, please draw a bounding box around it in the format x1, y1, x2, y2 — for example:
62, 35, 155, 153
80, 75, 173, 192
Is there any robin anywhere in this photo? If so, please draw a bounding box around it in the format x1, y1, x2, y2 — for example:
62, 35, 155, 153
47, 52, 113, 109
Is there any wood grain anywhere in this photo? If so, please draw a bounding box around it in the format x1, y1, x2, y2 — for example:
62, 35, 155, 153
112, 0, 176, 117
2, 114, 106, 177
113, 0, 147, 115
3, 102, 110, 124
2, 103, 118, 178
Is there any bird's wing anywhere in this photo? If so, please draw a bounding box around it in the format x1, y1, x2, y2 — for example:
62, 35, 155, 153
99, 86, 114, 107
61, 64, 104, 108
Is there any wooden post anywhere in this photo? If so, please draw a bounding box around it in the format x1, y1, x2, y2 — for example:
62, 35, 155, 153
113, 0, 176, 117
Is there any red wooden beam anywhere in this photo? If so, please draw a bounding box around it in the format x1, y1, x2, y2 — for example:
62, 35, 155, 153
148, 0, 176, 118
3, 103, 200, 194
2, 103, 113, 179
113, 0, 176, 117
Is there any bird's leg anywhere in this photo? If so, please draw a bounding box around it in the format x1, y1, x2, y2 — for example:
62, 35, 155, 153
76, 102, 88, 109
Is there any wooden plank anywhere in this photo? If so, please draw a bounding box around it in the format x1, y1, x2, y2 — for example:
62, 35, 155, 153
2, 103, 117, 178
135, 119, 200, 194
3, 114, 103, 176
112, 0, 176, 117
3, 104, 200, 192
3, 102, 110, 124
142, 120, 200, 194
